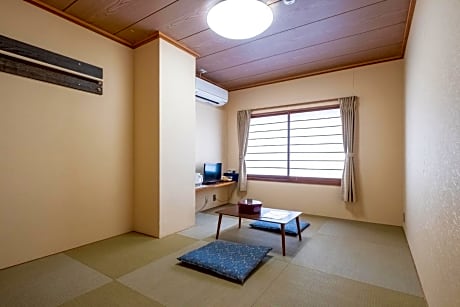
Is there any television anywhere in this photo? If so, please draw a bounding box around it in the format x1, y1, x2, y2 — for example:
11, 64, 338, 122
203, 162, 222, 185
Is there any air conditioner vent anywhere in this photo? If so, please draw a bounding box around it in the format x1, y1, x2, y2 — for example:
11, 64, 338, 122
195, 77, 228, 106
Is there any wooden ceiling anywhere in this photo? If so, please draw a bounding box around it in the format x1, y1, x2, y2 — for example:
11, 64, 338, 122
25, 0, 415, 91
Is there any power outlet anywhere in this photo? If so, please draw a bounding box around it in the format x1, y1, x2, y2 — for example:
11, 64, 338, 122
213, 194, 217, 201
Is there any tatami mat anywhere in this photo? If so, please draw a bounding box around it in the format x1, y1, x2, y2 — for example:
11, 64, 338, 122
178, 212, 238, 240
0, 209, 427, 306
60, 281, 163, 307
0, 254, 111, 307
253, 264, 427, 307
65, 232, 197, 278
297, 214, 329, 236
118, 241, 287, 307
318, 218, 409, 247
292, 232, 423, 296
207, 224, 307, 259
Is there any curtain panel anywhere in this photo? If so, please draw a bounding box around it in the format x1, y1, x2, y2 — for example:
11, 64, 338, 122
237, 110, 252, 192
339, 96, 358, 202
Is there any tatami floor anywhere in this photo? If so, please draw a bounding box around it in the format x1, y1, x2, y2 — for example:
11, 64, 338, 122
0, 206, 427, 306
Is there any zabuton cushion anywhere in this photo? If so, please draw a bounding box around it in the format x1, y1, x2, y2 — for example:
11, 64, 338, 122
249, 219, 310, 236
177, 240, 271, 283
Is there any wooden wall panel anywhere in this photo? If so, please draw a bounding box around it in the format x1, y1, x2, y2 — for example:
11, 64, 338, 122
0, 34, 102, 79
0, 53, 102, 94
0, 34, 103, 94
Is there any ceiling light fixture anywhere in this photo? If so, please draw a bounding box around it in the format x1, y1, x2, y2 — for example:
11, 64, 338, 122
207, 0, 273, 40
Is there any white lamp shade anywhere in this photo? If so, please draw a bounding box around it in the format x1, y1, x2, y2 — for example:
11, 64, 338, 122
207, 0, 273, 40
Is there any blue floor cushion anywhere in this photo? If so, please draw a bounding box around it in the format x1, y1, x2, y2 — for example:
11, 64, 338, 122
177, 240, 271, 283
249, 219, 310, 236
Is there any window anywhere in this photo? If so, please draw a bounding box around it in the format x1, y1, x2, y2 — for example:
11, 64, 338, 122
246, 105, 344, 185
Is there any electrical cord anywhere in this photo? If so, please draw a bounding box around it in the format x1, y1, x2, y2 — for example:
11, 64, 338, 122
197, 195, 209, 212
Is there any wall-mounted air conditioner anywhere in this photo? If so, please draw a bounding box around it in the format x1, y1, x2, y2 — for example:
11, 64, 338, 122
195, 77, 228, 106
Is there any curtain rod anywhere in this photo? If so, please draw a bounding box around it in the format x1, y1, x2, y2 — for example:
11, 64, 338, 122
249, 97, 341, 112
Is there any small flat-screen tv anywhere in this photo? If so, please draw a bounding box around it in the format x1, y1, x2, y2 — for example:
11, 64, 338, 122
203, 162, 222, 184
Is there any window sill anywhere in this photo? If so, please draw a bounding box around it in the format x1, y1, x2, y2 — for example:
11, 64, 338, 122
247, 175, 341, 186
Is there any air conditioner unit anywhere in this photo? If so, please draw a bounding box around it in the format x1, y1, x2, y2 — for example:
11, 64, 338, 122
195, 77, 228, 106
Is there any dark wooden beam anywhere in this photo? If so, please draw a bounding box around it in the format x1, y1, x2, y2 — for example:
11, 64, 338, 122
0, 34, 103, 79
0, 53, 103, 95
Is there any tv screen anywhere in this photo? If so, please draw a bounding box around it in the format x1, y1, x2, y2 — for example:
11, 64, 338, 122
203, 162, 222, 184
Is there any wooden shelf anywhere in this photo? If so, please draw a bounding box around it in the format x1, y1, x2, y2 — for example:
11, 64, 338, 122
195, 181, 236, 191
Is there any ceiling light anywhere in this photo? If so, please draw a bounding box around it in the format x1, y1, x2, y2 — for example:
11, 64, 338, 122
207, 0, 273, 40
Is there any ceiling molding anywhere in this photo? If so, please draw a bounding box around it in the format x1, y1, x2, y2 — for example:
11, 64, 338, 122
227, 55, 403, 92
133, 31, 200, 58
24, 0, 200, 59
24, 0, 133, 47
401, 0, 416, 58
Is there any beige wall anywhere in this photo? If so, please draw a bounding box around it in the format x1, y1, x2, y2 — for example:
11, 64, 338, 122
133, 40, 160, 236
133, 39, 196, 237
404, 0, 460, 306
195, 101, 227, 172
0, 0, 133, 268
227, 61, 405, 226
195, 101, 230, 211
158, 39, 196, 236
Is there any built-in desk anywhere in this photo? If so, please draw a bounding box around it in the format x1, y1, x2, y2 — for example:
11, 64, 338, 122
195, 181, 236, 191
195, 181, 236, 212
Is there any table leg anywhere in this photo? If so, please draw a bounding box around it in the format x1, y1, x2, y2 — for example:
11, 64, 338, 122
239, 217, 241, 228
281, 224, 286, 256
216, 213, 223, 239
296, 217, 302, 241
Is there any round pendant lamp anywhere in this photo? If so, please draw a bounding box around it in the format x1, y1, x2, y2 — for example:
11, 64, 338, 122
207, 0, 273, 40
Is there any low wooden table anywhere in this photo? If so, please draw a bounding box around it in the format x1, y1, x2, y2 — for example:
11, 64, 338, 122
215, 205, 302, 256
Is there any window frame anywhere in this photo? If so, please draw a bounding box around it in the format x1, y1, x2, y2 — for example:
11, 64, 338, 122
246, 104, 342, 186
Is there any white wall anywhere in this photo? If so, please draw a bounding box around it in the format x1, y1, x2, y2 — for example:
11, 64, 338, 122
0, 0, 133, 268
226, 61, 405, 226
404, 0, 460, 306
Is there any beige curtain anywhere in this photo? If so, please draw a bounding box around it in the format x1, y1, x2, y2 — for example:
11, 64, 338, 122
237, 110, 251, 192
339, 96, 358, 202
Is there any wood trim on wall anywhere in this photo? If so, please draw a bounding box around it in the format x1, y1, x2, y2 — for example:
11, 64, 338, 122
249, 100, 340, 113
401, 0, 417, 58
0, 34, 103, 79
227, 55, 402, 91
247, 175, 341, 186
0, 53, 102, 94
23, 0, 199, 59
24, 0, 134, 48
133, 31, 199, 58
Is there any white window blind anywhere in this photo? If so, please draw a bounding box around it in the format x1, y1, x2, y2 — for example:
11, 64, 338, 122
246, 106, 344, 184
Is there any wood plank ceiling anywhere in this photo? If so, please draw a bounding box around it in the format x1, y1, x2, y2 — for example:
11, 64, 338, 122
25, 0, 415, 91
